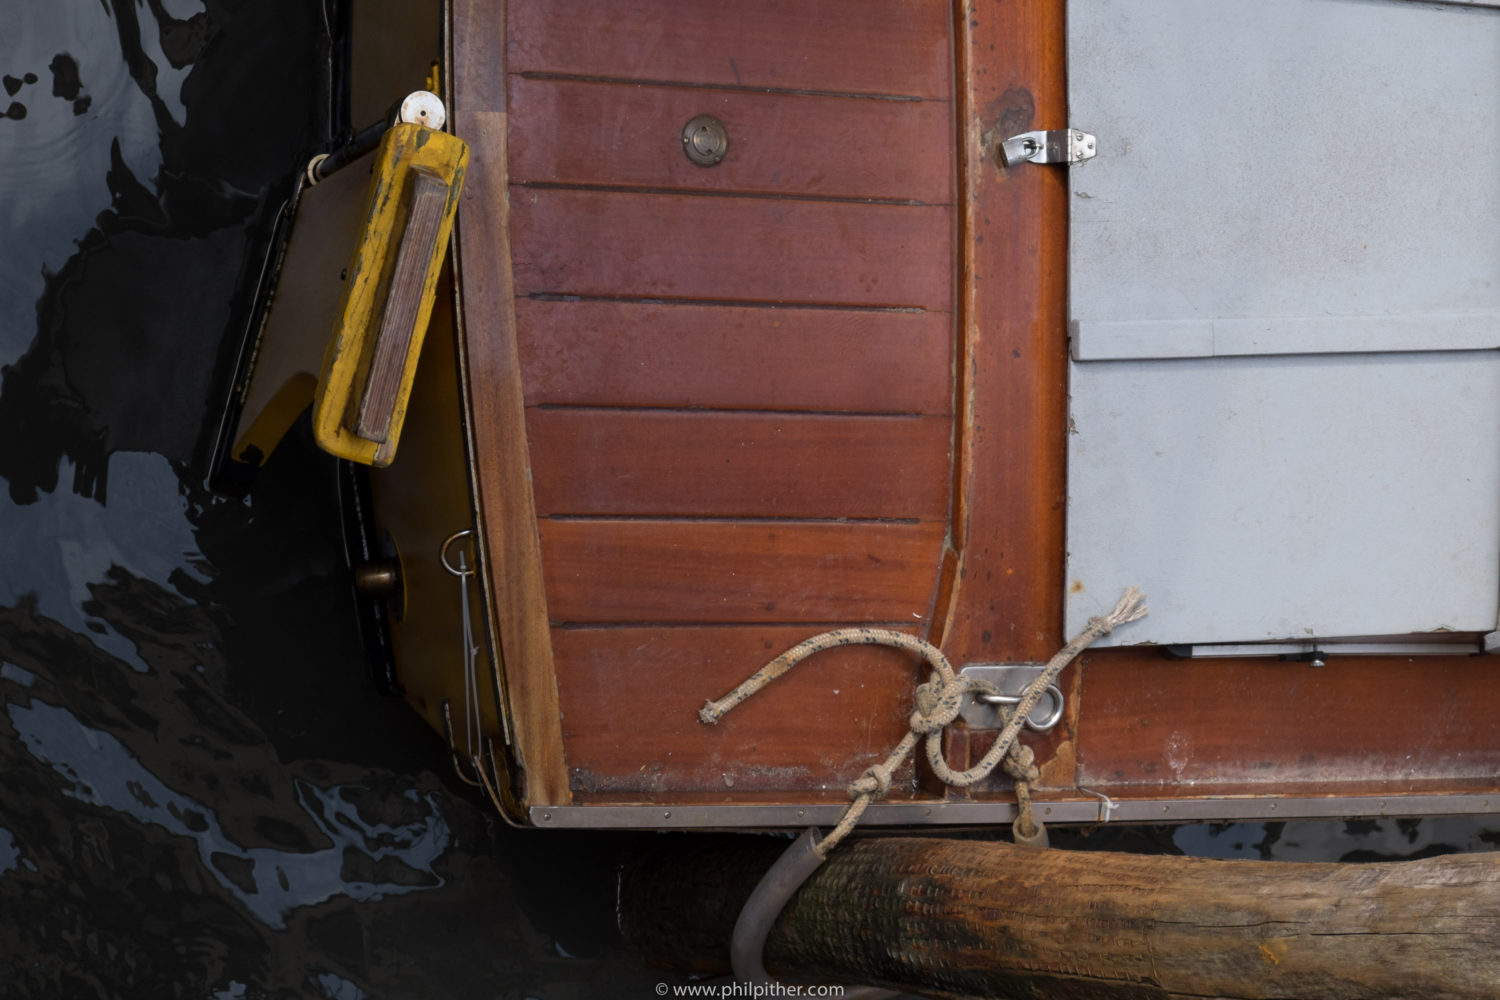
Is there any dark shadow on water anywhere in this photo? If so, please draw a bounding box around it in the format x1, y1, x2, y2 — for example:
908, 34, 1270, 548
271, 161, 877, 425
0, 3, 657, 995
0, 0, 317, 505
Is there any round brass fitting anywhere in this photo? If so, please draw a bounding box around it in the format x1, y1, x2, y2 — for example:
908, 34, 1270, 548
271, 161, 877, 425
353, 558, 402, 598
681, 114, 729, 167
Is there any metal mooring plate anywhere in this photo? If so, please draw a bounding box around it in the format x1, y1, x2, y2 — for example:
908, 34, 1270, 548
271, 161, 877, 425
956, 664, 1064, 732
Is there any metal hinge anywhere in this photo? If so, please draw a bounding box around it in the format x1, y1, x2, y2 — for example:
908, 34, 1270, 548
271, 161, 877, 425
999, 128, 1097, 168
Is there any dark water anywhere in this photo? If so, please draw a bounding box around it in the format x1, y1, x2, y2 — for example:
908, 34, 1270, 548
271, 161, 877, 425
0, 4, 1493, 998
0, 4, 652, 997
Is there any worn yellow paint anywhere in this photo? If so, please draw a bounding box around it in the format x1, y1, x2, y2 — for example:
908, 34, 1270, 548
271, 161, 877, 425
311, 122, 468, 466
1258, 939, 1288, 965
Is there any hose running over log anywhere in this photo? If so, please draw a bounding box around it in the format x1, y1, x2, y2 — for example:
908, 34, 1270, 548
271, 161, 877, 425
620, 835, 1500, 1000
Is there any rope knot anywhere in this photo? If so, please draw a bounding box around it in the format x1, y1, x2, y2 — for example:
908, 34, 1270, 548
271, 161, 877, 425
693, 588, 1145, 858
848, 762, 894, 800
909, 672, 969, 734
1002, 742, 1041, 784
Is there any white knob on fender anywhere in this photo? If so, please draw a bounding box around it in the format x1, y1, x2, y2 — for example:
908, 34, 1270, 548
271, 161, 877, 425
399, 90, 446, 130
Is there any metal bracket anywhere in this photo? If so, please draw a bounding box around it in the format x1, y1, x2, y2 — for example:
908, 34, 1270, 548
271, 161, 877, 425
956, 664, 1065, 732
1483, 603, 1500, 653
999, 128, 1097, 168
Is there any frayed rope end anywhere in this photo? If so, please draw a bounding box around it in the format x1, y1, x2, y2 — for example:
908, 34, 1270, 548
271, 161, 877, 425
1104, 586, 1148, 629
699, 701, 723, 726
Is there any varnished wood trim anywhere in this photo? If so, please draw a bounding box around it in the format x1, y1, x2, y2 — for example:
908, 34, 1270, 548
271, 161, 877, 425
453, 0, 569, 807
941, 0, 1069, 667
930, 1, 974, 654
929, 0, 1070, 797
445, 0, 523, 791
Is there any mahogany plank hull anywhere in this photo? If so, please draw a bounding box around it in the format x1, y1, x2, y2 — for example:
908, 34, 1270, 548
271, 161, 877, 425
516, 299, 953, 413
528, 411, 951, 520
354, 0, 1500, 826
508, 77, 955, 202
511, 191, 953, 308
554, 625, 924, 795
506, 0, 954, 98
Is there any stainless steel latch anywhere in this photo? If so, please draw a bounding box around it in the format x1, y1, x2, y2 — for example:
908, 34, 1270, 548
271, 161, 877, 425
999, 129, 1097, 168
956, 664, 1065, 732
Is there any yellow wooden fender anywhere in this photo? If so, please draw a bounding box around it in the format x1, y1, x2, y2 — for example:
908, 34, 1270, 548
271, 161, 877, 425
230, 120, 468, 470
312, 123, 468, 466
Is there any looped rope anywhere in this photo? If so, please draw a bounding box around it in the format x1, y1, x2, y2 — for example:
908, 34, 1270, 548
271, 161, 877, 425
849, 761, 894, 799
910, 671, 971, 734
699, 587, 1147, 858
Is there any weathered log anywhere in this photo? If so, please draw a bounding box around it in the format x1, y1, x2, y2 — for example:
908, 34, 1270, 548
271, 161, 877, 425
620, 835, 1500, 1000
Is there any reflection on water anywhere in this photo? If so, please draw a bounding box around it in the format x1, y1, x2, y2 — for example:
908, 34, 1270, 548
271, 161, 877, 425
10, 699, 450, 930
1, 1, 1494, 997
0, 2, 655, 996
0, 826, 25, 874
1175, 815, 1500, 863
0, 1, 165, 359
0, 452, 205, 669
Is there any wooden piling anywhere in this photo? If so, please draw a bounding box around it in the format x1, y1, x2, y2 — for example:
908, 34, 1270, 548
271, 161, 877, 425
620, 836, 1500, 999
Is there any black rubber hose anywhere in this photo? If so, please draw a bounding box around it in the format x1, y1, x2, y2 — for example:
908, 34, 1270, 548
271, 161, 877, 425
312, 113, 393, 182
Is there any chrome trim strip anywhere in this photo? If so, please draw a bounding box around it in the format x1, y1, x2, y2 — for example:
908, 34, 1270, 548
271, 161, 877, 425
530, 793, 1499, 829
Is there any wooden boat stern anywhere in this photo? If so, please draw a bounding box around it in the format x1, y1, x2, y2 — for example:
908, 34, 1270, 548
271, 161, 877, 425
357, 0, 1500, 830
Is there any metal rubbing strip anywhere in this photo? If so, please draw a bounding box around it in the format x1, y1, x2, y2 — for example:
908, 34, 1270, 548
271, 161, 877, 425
1070, 315, 1500, 362
530, 794, 1500, 829
1180, 641, 1479, 659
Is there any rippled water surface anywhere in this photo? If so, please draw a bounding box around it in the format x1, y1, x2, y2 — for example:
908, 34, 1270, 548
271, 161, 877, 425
2, 4, 1494, 998
1, 4, 653, 996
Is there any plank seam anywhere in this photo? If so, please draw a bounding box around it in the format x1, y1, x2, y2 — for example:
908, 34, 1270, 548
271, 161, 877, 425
542, 515, 927, 525
554, 621, 931, 631
524, 293, 935, 315
514, 70, 941, 103
515, 180, 938, 208
528, 404, 940, 419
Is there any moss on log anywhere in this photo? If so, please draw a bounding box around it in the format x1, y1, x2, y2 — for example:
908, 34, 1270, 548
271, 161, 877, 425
620, 835, 1500, 999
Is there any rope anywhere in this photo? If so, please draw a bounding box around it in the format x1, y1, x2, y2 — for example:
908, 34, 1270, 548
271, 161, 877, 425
700, 587, 1147, 857
1004, 743, 1042, 841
